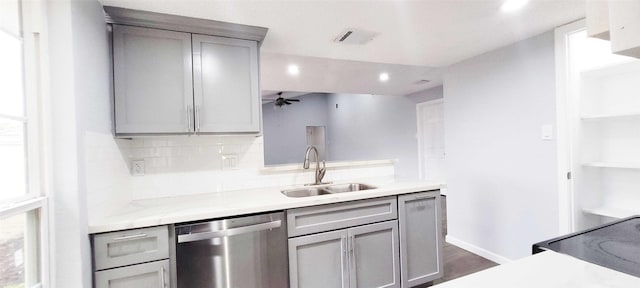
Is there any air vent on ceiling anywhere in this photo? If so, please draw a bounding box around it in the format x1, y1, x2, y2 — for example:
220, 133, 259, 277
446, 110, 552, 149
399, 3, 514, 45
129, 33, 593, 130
333, 28, 379, 45
414, 79, 431, 85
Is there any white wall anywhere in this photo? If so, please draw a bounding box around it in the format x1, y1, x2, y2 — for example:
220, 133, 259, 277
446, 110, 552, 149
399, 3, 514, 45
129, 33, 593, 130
406, 85, 443, 103
47, 0, 129, 286
327, 93, 419, 178
444, 31, 559, 262
263, 93, 329, 165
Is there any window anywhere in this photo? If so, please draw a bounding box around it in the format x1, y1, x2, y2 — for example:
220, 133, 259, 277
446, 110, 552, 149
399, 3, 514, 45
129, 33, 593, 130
0, 0, 47, 287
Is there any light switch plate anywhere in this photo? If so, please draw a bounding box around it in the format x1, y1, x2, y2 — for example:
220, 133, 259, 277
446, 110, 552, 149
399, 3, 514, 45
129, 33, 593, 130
541, 124, 553, 141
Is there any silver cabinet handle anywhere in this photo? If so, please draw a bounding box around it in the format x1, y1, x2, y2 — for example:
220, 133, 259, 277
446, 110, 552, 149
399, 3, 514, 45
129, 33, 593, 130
177, 220, 281, 243
341, 236, 347, 254
186, 106, 193, 132
159, 266, 166, 288
349, 234, 356, 284
195, 105, 201, 132
113, 233, 147, 241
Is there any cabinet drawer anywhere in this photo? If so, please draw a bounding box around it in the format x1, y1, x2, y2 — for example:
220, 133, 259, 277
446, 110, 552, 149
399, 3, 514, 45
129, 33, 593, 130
93, 226, 169, 271
287, 196, 397, 237
95, 259, 169, 288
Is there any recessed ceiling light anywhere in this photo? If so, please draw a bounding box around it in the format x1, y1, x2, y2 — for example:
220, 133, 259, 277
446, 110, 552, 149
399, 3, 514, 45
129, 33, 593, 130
379, 72, 389, 82
287, 64, 300, 76
500, 0, 529, 12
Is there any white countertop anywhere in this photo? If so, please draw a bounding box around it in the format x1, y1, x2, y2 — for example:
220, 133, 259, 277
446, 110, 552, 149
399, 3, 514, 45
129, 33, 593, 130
434, 251, 640, 287
88, 179, 443, 234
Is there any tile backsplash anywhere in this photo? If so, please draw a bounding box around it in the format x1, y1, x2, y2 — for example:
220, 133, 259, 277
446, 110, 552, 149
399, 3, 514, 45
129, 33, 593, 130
111, 135, 395, 200
120, 135, 265, 173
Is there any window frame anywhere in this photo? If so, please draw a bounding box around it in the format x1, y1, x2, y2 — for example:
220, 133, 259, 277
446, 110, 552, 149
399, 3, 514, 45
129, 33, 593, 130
0, 0, 50, 287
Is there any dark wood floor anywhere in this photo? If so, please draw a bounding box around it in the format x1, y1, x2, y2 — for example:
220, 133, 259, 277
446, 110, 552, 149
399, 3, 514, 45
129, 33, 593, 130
431, 195, 498, 285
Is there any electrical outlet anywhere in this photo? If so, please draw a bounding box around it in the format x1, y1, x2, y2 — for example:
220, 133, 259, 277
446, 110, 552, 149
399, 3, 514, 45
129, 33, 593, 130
132, 159, 145, 176
221, 154, 239, 170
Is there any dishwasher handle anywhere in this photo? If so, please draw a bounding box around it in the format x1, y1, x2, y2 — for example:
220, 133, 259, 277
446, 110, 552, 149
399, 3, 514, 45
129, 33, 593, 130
177, 220, 282, 243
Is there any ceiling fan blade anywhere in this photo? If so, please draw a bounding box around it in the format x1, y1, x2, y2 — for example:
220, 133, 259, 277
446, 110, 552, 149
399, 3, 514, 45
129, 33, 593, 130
288, 99, 300, 102
284, 101, 292, 105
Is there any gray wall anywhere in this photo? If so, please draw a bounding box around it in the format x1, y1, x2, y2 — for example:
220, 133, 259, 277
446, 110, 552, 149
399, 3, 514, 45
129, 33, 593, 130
406, 85, 443, 103
327, 93, 419, 178
263, 93, 420, 178
263, 93, 329, 164
444, 31, 559, 261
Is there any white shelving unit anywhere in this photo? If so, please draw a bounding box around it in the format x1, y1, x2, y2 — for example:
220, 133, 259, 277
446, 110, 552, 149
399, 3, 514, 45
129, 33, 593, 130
582, 206, 637, 219
581, 112, 640, 121
567, 36, 640, 231
582, 162, 640, 169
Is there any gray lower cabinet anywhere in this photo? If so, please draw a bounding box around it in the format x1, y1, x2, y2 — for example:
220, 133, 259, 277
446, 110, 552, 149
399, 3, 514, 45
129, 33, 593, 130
398, 192, 443, 287
349, 220, 401, 288
288, 220, 400, 288
91, 226, 171, 288
95, 259, 169, 288
288, 229, 349, 288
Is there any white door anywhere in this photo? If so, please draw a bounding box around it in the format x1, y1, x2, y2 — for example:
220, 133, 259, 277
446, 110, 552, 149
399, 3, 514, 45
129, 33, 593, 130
417, 99, 445, 184
192, 34, 260, 133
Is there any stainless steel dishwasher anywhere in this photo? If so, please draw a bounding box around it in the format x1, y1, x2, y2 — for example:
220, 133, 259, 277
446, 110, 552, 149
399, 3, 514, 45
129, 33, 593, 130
175, 211, 288, 288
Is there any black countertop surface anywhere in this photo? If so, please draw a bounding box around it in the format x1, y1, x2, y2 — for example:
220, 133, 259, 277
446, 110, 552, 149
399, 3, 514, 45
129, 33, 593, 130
533, 216, 640, 278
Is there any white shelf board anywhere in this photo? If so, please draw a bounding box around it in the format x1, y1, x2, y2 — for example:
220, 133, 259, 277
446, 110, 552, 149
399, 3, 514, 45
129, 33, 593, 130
583, 206, 638, 219
580, 59, 640, 78
581, 112, 640, 121
582, 162, 640, 169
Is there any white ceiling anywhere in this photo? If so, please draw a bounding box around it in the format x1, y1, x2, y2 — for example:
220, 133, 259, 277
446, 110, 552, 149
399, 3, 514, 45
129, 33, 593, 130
261, 53, 443, 95
100, 0, 586, 95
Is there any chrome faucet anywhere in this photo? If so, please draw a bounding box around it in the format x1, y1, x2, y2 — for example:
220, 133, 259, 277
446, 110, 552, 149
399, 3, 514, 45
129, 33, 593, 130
303, 146, 328, 185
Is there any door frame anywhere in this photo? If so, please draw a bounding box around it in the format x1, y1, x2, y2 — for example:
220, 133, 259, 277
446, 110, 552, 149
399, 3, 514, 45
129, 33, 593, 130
416, 98, 444, 184
554, 19, 586, 234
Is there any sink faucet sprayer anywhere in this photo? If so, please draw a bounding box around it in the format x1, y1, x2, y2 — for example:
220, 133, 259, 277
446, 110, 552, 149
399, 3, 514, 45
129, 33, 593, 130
303, 146, 328, 185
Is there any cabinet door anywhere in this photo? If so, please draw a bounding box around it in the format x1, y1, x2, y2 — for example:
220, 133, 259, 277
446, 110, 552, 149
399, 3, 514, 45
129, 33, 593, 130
113, 25, 194, 134
289, 229, 349, 288
348, 221, 400, 288
609, 0, 640, 59
95, 259, 169, 288
192, 34, 260, 133
93, 226, 169, 271
398, 191, 443, 287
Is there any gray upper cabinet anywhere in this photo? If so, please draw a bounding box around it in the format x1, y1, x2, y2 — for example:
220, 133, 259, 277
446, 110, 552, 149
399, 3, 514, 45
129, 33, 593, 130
113, 25, 194, 135
398, 191, 443, 287
111, 24, 262, 136
192, 35, 260, 133
349, 221, 400, 288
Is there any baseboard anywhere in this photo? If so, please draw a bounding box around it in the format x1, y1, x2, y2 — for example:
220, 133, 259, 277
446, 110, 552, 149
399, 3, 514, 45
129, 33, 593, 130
445, 235, 512, 264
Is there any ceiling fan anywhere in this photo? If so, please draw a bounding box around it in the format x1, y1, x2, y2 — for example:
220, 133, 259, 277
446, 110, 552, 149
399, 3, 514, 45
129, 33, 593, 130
268, 92, 301, 107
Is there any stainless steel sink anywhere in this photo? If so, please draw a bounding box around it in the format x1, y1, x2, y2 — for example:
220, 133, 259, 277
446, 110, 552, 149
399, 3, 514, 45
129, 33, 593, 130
323, 183, 377, 194
281, 187, 332, 198
281, 183, 377, 198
